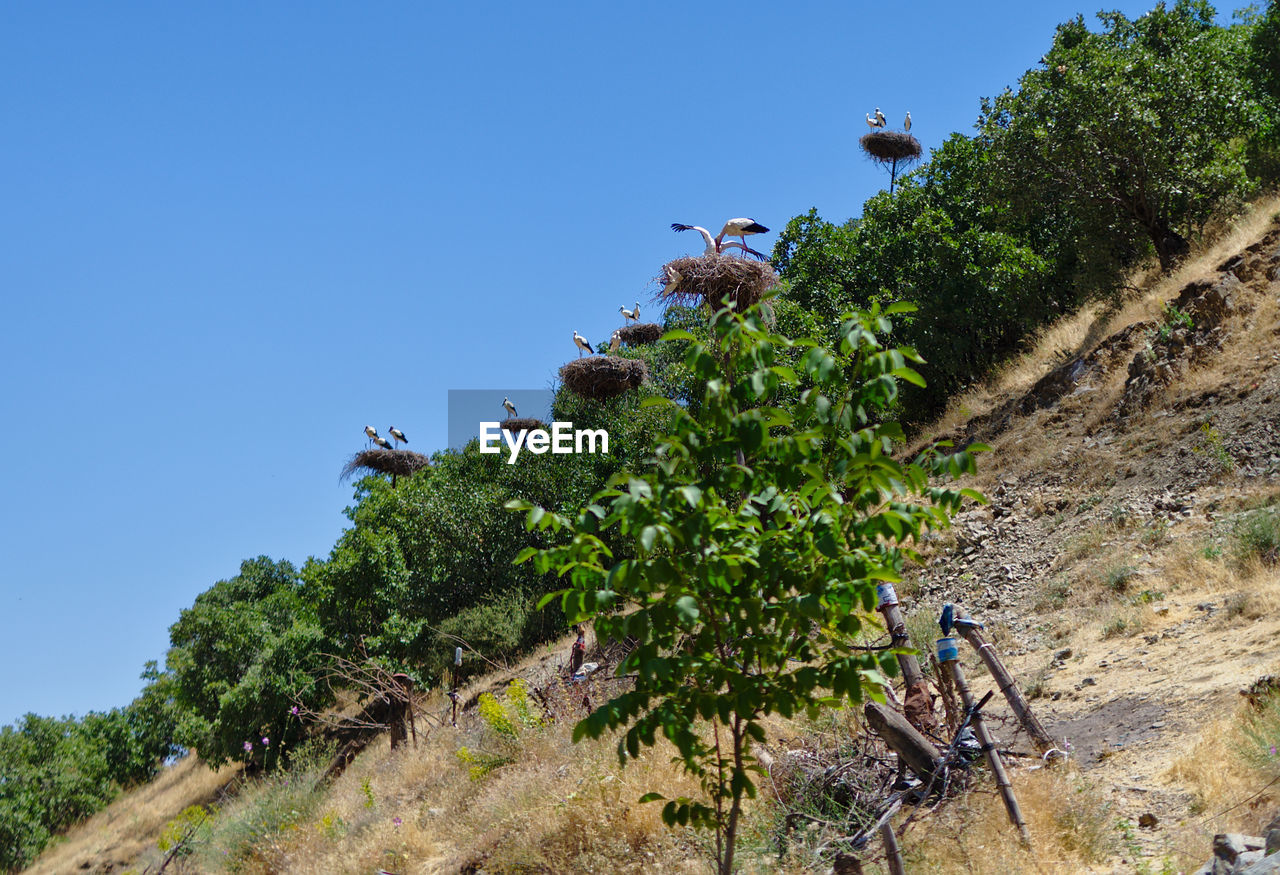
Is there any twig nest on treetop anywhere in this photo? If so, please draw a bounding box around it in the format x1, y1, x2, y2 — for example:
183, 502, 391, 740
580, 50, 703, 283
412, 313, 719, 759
559, 356, 648, 401
655, 254, 778, 313
341, 448, 431, 482
859, 131, 923, 164
499, 417, 546, 433
617, 322, 662, 345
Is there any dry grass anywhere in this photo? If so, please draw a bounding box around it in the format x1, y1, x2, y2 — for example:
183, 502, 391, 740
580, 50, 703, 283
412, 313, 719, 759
902, 767, 1119, 874
252, 685, 710, 874
25, 755, 240, 875
910, 192, 1280, 456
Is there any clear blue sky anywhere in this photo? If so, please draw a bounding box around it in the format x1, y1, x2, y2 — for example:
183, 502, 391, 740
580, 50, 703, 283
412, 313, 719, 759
0, 0, 1206, 726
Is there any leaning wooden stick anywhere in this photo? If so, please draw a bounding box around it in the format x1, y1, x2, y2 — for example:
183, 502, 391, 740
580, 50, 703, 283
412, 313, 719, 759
937, 635, 1032, 847
949, 604, 1057, 754
875, 583, 938, 733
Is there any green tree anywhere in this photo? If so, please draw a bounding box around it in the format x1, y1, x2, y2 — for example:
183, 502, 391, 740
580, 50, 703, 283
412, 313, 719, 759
981, 0, 1264, 269
514, 300, 982, 874
166, 556, 327, 767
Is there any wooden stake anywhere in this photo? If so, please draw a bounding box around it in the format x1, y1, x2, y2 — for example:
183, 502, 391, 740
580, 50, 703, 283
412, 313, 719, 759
875, 584, 938, 733
881, 819, 907, 875
940, 653, 1031, 846
952, 606, 1057, 754
863, 701, 944, 779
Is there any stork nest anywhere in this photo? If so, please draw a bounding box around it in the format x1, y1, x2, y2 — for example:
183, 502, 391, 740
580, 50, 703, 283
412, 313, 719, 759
859, 131, 923, 164
617, 322, 662, 345
559, 356, 649, 401
655, 255, 778, 313
341, 449, 431, 482
499, 417, 546, 433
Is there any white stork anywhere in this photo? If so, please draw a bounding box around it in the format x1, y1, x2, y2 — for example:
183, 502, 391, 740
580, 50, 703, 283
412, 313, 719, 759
716, 218, 769, 252
904, 111, 912, 132
661, 264, 683, 295
620, 302, 639, 323
372, 434, 394, 451
388, 426, 408, 447
573, 330, 594, 357
671, 223, 766, 260
609, 330, 621, 354
866, 113, 880, 132
875, 106, 886, 128
503, 396, 518, 418
364, 425, 379, 447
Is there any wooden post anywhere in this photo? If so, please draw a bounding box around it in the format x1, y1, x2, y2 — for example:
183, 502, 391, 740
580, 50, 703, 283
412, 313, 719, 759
875, 583, 938, 734
881, 820, 907, 875
451, 646, 462, 727
937, 638, 1031, 847
951, 605, 1057, 754
389, 673, 413, 750
863, 701, 944, 779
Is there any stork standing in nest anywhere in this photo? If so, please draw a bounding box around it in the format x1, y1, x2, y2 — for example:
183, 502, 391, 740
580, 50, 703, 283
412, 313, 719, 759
371, 434, 394, 450
875, 106, 886, 128
388, 426, 408, 448
503, 396, 518, 418
573, 330, 594, 357
364, 425, 379, 447
609, 330, 621, 354
716, 217, 769, 253
620, 302, 639, 322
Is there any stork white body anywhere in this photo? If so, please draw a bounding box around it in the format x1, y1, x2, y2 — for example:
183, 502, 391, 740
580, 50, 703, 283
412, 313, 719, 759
620, 302, 639, 322
503, 396, 518, 418
875, 106, 886, 128
364, 425, 379, 447
609, 330, 622, 354
662, 264, 683, 295
573, 330, 594, 357
372, 434, 393, 451
716, 217, 769, 252
904, 111, 912, 132
866, 113, 879, 131
388, 426, 408, 447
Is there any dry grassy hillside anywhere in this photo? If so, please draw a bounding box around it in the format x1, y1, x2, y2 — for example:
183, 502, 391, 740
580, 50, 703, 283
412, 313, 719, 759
30, 197, 1280, 875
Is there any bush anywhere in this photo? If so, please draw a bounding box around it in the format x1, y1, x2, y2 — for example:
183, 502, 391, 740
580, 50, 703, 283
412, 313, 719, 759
1232, 507, 1280, 566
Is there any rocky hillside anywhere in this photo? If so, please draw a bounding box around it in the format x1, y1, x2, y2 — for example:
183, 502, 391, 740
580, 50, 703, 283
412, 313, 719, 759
902, 201, 1280, 870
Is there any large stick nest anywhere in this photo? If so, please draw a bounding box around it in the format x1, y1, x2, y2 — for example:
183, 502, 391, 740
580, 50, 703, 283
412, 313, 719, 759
499, 417, 546, 433
341, 449, 431, 482
559, 356, 649, 401
617, 322, 662, 345
859, 131, 923, 164
655, 255, 778, 313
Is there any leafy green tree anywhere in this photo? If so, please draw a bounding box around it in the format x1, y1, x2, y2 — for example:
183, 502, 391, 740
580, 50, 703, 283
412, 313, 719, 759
514, 300, 982, 874
166, 557, 328, 767
0, 714, 115, 872
1244, 0, 1280, 182
980, 0, 1264, 269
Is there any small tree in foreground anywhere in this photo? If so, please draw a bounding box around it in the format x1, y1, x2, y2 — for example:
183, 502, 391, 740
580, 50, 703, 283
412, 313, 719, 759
512, 299, 983, 874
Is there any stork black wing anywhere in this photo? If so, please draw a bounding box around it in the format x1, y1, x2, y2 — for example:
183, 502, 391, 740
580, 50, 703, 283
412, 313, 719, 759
671, 223, 694, 232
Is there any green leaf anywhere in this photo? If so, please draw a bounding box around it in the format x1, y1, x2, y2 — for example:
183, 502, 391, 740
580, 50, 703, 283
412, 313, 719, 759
674, 595, 699, 625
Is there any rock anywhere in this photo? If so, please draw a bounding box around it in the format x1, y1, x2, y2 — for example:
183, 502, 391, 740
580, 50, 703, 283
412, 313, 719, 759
1267, 827, 1280, 856
1213, 833, 1265, 865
